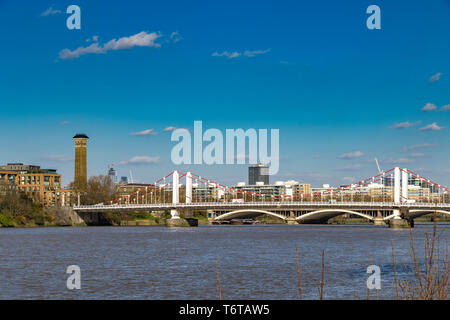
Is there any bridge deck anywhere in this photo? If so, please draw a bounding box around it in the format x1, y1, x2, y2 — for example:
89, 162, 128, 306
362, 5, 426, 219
74, 201, 450, 212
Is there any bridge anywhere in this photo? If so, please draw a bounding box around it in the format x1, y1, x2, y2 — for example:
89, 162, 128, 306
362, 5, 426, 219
73, 167, 450, 227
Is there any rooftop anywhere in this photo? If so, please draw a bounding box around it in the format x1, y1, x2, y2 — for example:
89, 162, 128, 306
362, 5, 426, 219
73, 133, 89, 139
250, 163, 268, 168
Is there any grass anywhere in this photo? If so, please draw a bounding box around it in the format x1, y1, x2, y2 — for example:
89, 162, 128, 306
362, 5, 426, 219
130, 212, 156, 220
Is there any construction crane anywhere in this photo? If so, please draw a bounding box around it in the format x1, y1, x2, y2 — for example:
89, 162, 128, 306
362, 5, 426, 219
375, 158, 382, 173
129, 170, 134, 184
374, 158, 384, 185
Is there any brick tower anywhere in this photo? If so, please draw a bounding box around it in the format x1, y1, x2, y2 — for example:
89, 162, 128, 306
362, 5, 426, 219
73, 133, 89, 190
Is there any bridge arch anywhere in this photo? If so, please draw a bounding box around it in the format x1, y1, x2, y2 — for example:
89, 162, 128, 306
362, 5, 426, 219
214, 209, 287, 221
408, 210, 450, 219
296, 209, 374, 223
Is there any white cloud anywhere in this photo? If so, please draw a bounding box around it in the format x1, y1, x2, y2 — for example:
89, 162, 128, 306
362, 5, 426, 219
58, 43, 104, 60
402, 143, 437, 151
429, 72, 442, 83
212, 48, 270, 59
421, 103, 437, 112
163, 126, 189, 133
59, 120, 70, 125
337, 151, 365, 160
129, 129, 158, 136
170, 31, 182, 43
212, 51, 241, 59
389, 121, 421, 129
419, 122, 444, 131
335, 164, 364, 171
440, 104, 450, 111
103, 32, 160, 50
118, 156, 161, 165
383, 158, 414, 164
243, 49, 271, 57
409, 153, 430, 158
58, 31, 161, 60
41, 7, 61, 16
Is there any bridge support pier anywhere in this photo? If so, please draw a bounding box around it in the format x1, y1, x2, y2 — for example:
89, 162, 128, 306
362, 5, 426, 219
373, 218, 386, 226
286, 211, 298, 225
373, 211, 386, 226
388, 209, 412, 228
166, 209, 197, 227
388, 218, 412, 228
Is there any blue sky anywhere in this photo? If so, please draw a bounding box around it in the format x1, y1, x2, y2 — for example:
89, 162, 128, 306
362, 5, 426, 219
1, 0, 450, 187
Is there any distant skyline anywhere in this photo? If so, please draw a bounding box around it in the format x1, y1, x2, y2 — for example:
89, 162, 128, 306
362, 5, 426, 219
1, 1, 450, 187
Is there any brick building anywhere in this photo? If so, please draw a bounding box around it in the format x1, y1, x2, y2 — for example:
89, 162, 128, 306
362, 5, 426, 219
0, 163, 74, 207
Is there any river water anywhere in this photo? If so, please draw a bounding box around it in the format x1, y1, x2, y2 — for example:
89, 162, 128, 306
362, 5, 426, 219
0, 223, 448, 299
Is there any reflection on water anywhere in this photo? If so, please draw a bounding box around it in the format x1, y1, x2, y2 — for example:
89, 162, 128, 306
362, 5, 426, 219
0, 224, 448, 299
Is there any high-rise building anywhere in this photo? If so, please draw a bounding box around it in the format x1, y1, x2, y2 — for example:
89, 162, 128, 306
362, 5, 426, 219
73, 133, 89, 190
107, 164, 117, 183
248, 164, 269, 185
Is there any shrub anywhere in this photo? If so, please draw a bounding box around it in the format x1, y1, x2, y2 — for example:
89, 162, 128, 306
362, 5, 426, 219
0, 214, 15, 227
131, 212, 155, 220
103, 212, 125, 226
392, 220, 449, 300
33, 214, 46, 226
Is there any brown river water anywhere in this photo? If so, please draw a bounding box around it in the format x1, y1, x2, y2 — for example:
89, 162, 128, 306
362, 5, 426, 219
0, 223, 448, 299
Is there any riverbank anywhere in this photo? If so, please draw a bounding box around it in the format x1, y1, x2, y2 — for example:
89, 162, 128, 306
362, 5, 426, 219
0, 209, 213, 228
0, 206, 78, 228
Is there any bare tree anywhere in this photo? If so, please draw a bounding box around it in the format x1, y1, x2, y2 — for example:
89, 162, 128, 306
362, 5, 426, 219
69, 175, 118, 205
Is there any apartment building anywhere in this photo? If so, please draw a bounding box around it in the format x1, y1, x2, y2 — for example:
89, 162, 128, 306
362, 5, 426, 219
0, 163, 74, 206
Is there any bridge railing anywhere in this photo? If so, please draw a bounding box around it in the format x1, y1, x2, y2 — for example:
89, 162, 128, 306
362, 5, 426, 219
73, 201, 450, 210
